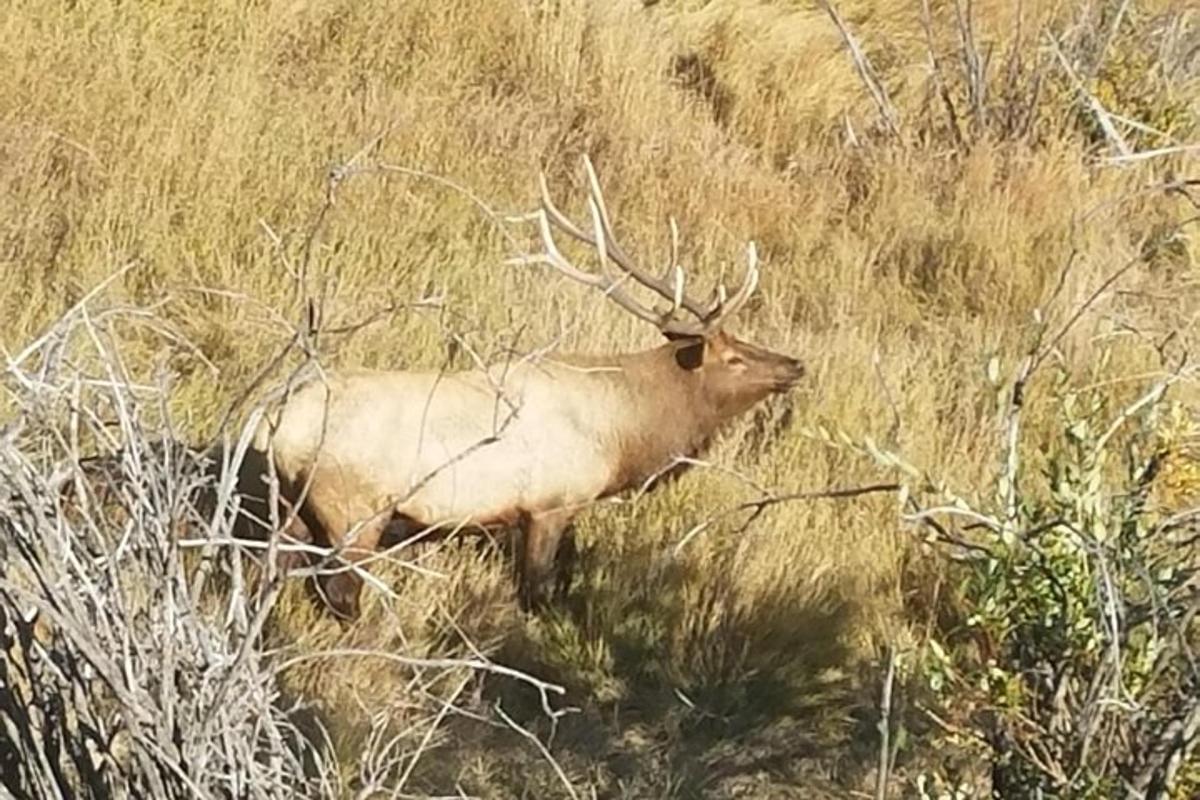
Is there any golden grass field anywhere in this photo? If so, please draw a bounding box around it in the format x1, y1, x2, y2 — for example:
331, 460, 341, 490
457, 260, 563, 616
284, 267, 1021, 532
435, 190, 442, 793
2, 0, 1198, 795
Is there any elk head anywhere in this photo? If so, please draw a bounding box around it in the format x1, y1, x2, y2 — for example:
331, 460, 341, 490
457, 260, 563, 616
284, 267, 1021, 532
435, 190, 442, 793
668, 330, 804, 420
510, 156, 805, 418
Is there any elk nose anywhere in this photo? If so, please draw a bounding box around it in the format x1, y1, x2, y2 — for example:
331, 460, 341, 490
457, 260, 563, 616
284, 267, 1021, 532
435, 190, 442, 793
777, 357, 805, 390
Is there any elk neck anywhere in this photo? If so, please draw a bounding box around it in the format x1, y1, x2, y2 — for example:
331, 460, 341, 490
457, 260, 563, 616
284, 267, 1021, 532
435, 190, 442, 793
560, 342, 724, 496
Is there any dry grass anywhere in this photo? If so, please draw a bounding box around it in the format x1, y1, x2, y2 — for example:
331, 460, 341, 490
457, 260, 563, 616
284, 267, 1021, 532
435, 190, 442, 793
2, 0, 1198, 795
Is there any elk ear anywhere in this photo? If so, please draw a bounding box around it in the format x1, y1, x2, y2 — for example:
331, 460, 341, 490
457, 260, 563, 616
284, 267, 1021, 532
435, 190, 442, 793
669, 335, 706, 370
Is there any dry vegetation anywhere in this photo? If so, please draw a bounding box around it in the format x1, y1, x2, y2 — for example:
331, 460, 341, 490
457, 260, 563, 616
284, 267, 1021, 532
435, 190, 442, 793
1, 0, 1199, 796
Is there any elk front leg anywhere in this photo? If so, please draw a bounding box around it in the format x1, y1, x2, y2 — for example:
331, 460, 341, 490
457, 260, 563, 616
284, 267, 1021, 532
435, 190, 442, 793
306, 494, 387, 622
517, 510, 575, 612
273, 503, 316, 573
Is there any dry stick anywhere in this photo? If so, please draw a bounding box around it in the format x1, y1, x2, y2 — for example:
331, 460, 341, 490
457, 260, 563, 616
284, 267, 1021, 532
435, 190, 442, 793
875, 647, 897, 800
919, 0, 966, 148
321, 295, 443, 336
1048, 34, 1132, 159
191, 408, 271, 606
673, 482, 901, 556
953, 0, 988, 130
1086, 0, 1132, 84
178, 534, 447, 580
1132, 699, 1200, 798
1016, 49, 1047, 142
1102, 109, 1178, 143
364, 162, 525, 255
914, 212, 1152, 540
5, 260, 137, 371
206, 281, 440, 446
630, 454, 773, 505
999, 244, 1141, 530
999, 0, 1025, 135
272, 648, 566, 713
1081, 178, 1200, 225
872, 348, 902, 447
437, 602, 579, 725
818, 0, 901, 138
1034, 250, 1146, 373
296, 160, 347, 315
1000, 351, 1033, 532
197, 574, 286, 739
392, 674, 472, 796
268, 209, 342, 540
903, 496, 998, 560
2, 301, 337, 795
494, 703, 580, 800
219, 145, 362, 574
1102, 143, 1200, 165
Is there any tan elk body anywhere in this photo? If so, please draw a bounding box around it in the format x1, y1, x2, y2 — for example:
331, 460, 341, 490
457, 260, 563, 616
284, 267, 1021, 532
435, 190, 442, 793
254, 158, 804, 619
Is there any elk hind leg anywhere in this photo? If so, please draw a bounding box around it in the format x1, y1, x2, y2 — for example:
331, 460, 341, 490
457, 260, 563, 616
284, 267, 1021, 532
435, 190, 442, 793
518, 510, 574, 612
554, 524, 578, 602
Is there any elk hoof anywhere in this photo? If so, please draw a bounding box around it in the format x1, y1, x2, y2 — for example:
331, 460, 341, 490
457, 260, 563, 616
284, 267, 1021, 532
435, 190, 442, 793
317, 572, 362, 623
519, 582, 552, 614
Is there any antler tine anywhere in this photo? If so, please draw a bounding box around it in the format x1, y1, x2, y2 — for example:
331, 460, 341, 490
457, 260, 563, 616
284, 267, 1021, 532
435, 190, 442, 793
517, 197, 671, 329
517, 157, 737, 337
581, 180, 685, 328
536, 171, 590, 242
525, 209, 603, 286
585, 191, 615, 281
669, 216, 680, 271
669, 264, 685, 317
537, 164, 665, 319
701, 241, 760, 331
579, 156, 712, 320
580, 156, 636, 272
662, 216, 681, 292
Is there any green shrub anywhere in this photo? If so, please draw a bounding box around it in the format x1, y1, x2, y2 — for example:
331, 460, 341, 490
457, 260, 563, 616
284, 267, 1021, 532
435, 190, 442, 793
910, 361, 1199, 797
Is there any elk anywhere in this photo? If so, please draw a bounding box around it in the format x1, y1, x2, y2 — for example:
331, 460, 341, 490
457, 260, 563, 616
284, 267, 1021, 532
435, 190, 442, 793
253, 157, 805, 620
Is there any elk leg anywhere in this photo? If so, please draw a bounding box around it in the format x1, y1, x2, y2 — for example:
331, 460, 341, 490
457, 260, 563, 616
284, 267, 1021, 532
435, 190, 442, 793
517, 510, 574, 612
316, 569, 363, 622
553, 524, 578, 602
316, 524, 387, 622
273, 505, 315, 573
306, 494, 387, 622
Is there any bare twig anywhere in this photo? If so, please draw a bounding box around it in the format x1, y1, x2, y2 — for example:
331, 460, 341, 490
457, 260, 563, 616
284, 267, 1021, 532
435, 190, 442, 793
494, 704, 580, 800
673, 482, 901, 555
818, 0, 902, 138
919, 0, 966, 148
1101, 143, 1200, 165
875, 647, 898, 800
1049, 34, 1132, 159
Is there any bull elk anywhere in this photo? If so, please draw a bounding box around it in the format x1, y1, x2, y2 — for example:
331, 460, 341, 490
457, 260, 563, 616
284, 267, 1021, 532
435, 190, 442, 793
254, 157, 805, 620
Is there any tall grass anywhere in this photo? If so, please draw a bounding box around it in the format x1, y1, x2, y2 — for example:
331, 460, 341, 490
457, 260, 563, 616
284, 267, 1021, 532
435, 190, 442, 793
2, 0, 1198, 795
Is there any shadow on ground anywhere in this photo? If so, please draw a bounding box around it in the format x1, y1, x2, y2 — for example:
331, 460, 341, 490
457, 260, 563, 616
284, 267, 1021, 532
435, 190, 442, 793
403, 535, 885, 799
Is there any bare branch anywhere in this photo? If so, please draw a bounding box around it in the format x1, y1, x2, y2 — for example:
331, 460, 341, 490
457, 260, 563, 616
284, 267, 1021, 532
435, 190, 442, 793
818, 0, 902, 138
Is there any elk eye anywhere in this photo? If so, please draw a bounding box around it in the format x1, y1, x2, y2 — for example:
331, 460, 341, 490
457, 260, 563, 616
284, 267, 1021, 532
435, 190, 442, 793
727, 355, 745, 366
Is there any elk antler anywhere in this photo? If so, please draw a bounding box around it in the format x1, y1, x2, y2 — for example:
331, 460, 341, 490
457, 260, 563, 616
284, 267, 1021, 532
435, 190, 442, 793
508, 155, 759, 337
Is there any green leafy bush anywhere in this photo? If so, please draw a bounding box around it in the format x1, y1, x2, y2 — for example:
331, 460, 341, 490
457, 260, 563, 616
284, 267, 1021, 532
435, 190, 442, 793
910, 361, 1199, 798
